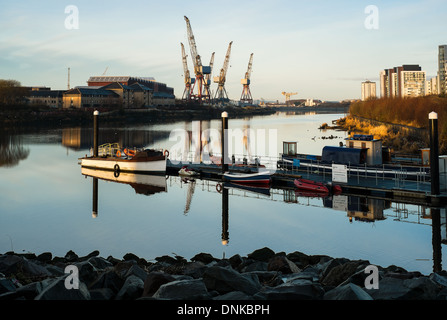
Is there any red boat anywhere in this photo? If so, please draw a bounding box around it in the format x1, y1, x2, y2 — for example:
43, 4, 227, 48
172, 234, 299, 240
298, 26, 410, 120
294, 178, 342, 194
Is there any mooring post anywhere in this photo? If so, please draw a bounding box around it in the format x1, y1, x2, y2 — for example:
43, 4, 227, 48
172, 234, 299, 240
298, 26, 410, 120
221, 111, 228, 173
429, 111, 440, 196
92, 178, 98, 218
93, 110, 99, 157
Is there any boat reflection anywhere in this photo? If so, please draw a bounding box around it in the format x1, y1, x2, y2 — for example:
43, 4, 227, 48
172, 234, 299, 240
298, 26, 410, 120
82, 168, 167, 218
82, 167, 167, 196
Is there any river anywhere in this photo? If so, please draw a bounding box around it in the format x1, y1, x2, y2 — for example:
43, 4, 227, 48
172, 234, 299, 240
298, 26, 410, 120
0, 111, 444, 275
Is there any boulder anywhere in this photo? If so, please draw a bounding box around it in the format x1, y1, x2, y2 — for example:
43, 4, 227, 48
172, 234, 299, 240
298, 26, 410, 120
35, 276, 90, 300
203, 266, 261, 295
191, 253, 216, 264
324, 283, 373, 300
152, 279, 211, 300
142, 272, 176, 297
255, 281, 325, 300
366, 276, 440, 300
267, 255, 300, 274
321, 260, 369, 287
88, 269, 124, 294
115, 275, 144, 300
247, 247, 275, 262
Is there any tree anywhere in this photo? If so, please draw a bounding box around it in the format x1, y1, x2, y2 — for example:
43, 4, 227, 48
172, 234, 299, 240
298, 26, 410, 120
0, 79, 28, 106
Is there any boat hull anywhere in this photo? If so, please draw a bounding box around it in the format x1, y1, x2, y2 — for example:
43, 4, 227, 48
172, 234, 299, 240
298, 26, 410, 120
223, 171, 271, 185
294, 178, 329, 193
80, 156, 166, 174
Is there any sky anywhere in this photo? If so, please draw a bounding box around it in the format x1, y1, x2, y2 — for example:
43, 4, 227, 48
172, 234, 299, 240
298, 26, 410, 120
0, 0, 446, 102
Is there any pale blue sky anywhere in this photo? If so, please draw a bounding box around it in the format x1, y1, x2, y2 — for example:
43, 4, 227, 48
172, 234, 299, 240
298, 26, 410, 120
0, 0, 446, 101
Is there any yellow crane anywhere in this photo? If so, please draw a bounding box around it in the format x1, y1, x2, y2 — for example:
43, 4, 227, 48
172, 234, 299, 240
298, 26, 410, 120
282, 92, 298, 105
213, 41, 233, 102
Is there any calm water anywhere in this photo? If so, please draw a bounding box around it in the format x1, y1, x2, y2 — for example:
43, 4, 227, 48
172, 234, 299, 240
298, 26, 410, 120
0, 111, 445, 275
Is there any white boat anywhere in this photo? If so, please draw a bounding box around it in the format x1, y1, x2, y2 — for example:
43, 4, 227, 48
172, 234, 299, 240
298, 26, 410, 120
223, 171, 272, 185
79, 145, 167, 175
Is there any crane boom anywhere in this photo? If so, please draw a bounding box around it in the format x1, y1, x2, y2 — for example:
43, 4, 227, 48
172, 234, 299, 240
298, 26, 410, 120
184, 16, 202, 74
181, 42, 194, 100
244, 53, 253, 81
240, 53, 254, 104
214, 41, 233, 102
204, 52, 215, 97
183, 16, 210, 103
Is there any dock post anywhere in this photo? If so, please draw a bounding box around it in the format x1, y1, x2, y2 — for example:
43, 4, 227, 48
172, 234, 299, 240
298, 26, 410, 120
93, 110, 99, 157
221, 112, 228, 173
429, 112, 440, 195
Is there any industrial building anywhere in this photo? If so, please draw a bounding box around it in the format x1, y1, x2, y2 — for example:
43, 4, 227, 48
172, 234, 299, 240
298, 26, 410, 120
27, 87, 65, 108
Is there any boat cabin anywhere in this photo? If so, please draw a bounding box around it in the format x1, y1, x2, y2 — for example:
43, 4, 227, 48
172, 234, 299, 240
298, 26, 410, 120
344, 135, 383, 165
283, 141, 297, 156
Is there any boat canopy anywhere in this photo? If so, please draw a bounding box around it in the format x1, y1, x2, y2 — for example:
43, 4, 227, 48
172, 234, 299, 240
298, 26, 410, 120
321, 146, 367, 165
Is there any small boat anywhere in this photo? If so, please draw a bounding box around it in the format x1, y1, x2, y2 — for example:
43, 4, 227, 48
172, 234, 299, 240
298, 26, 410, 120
223, 171, 272, 185
294, 178, 342, 194
79, 143, 167, 175
178, 166, 199, 177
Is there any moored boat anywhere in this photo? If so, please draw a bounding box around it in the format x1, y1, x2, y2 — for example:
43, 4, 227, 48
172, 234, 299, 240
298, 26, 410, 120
294, 178, 342, 194
223, 171, 272, 185
79, 144, 167, 175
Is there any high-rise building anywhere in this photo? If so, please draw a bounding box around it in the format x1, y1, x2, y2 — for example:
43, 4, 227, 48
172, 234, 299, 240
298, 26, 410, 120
425, 77, 438, 95
380, 65, 425, 98
438, 45, 447, 95
361, 80, 376, 101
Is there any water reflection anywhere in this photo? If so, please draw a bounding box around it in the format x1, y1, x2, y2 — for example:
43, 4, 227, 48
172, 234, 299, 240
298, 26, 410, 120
82, 167, 168, 217
0, 129, 30, 167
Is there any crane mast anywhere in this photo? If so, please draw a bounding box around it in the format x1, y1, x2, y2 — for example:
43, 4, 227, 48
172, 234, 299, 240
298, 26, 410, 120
181, 43, 195, 100
213, 41, 233, 103
282, 92, 298, 106
240, 53, 253, 104
204, 52, 215, 98
184, 16, 211, 103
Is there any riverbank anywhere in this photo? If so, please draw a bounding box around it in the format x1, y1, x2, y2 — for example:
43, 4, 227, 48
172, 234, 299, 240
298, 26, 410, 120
0, 105, 277, 129
1, 247, 446, 300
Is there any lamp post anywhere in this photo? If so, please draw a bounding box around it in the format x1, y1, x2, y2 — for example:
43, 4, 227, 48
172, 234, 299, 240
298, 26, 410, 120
221, 112, 228, 173
429, 111, 440, 196
93, 110, 99, 157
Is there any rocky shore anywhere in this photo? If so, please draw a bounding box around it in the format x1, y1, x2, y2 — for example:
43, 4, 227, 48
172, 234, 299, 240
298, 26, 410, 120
1, 247, 446, 300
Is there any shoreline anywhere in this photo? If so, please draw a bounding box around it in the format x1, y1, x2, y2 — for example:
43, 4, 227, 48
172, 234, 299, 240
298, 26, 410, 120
0, 104, 349, 130
1, 246, 445, 300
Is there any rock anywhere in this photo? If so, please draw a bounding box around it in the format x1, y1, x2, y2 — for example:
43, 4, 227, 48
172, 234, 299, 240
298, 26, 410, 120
267, 255, 300, 274
323, 283, 373, 300
153, 279, 211, 300
115, 275, 144, 300
191, 253, 216, 264
88, 269, 124, 294
0, 254, 52, 282
74, 261, 98, 285
87, 256, 113, 270
37, 252, 52, 263
214, 291, 254, 300
321, 260, 369, 287
142, 272, 175, 297
184, 261, 207, 279
228, 254, 243, 269
64, 250, 79, 262
203, 265, 261, 295
256, 281, 325, 300
0, 278, 17, 295
35, 277, 90, 300
247, 247, 275, 262
366, 276, 440, 300
429, 272, 447, 287
124, 264, 148, 282
123, 253, 140, 262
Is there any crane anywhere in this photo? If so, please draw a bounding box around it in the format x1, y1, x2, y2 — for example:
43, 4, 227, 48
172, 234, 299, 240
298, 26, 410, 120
282, 92, 298, 106
240, 53, 254, 105
204, 52, 215, 98
213, 41, 233, 103
181, 42, 195, 100
184, 16, 211, 103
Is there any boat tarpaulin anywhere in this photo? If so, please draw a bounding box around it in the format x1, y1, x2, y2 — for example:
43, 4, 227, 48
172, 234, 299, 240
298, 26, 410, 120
321, 146, 367, 165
